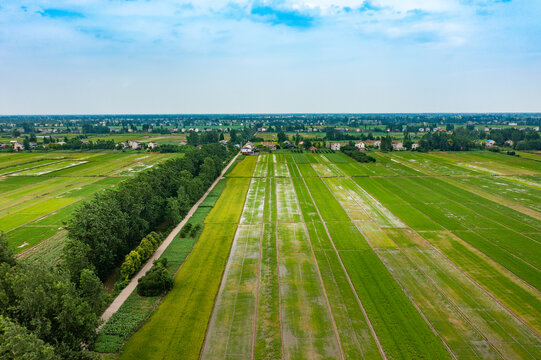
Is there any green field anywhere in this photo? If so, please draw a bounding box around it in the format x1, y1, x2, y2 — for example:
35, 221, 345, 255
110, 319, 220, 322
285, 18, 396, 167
116, 151, 541, 359
0, 151, 182, 255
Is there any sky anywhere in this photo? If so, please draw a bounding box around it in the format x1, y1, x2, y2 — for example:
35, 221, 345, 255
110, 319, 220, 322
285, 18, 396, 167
0, 0, 540, 114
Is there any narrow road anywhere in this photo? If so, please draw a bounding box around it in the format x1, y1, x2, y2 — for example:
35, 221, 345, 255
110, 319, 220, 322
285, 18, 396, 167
101, 151, 241, 324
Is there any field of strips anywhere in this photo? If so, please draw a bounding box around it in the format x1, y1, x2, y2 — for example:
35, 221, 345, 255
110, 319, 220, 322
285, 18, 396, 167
121, 151, 541, 360
0, 152, 180, 258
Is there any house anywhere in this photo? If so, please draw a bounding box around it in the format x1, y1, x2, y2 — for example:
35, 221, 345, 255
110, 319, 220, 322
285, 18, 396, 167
147, 142, 159, 149
411, 143, 419, 150
392, 142, 405, 151
128, 140, 140, 150
178, 141, 187, 146
355, 141, 366, 150
57, 141, 66, 146
373, 140, 381, 149
241, 142, 254, 155
309, 146, 317, 152
330, 143, 341, 151
484, 127, 490, 132
119, 142, 128, 149
12, 141, 24, 151
29, 142, 37, 149
504, 140, 514, 147
486, 139, 496, 147
81, 139, 89, 145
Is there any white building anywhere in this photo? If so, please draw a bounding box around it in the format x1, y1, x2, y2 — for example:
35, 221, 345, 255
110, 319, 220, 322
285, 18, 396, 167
355, 141, 366, 150
411, 143, 419, 150
147, 142, 159, 149
330, 143, 341, 151
128, 140, 141, 150
486, 139, 496, 147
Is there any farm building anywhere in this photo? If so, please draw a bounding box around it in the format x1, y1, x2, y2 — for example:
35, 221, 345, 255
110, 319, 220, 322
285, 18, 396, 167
330, 143, 341, 151
147, 142, 159, 149
504, 140, 514, 147
241, 142, 254, 155
486, 139, 496, 147
128, 140, 141, 150
355, 141, 366, 150
11, 141, 24, 151
392, 142, 406, 151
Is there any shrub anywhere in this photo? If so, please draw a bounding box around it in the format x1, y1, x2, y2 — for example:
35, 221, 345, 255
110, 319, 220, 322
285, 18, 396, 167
137, 260, 173, 297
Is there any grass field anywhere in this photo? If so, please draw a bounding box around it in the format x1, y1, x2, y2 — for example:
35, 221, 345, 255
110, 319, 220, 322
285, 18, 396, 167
117, 150, 541, 360
0, 151, 181, 255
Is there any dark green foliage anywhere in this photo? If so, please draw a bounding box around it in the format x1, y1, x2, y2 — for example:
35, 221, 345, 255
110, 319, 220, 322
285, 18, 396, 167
136, 259, 173, 297
119, 232, 164, 281
0, 263, 100, 359
0, 315, 58, 360
189, 224, 202, 237
67, 144, 231, 279
341, 145, 376, 163
0, 233, 15, 267
180, 223, 193, 238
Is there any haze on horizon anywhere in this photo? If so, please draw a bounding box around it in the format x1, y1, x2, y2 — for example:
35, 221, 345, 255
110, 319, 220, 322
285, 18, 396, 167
1, 0, 540, 115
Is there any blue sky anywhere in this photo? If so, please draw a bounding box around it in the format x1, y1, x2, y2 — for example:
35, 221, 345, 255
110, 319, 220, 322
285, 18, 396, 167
0, 0, 540, 114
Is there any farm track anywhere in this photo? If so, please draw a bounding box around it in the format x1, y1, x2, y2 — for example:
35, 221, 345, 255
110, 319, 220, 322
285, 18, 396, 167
102, 152, 240, 324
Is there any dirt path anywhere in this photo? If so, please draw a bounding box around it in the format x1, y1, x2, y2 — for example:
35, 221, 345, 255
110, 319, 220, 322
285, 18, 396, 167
101, 152, 240, 324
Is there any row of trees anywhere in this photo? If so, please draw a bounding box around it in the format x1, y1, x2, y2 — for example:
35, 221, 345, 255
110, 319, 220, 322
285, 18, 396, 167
120, 232, 164, 281
66, 143, 232, 280
341, 145, 376, 163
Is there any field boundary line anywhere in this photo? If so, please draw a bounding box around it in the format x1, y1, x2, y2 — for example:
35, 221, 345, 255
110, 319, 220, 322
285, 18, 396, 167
288, 168, 345, 360
101, 151, 240, 324
293, 160, 387, 360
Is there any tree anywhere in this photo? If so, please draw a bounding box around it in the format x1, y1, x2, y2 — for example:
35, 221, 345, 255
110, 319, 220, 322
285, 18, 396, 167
0, 233, 15, 267
381, 135, 393, 151
0, 316, 58, 360
23, 137, 30, 150
165, 197, 182, 225
136, 260, 173, 297
78, 269, 105, 314
277, 131, 288, 143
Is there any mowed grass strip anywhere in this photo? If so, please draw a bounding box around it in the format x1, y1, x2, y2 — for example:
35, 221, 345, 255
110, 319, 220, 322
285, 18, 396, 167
228, 155, 258, 177
253, 154, 268, 177
277, 223, 341, 360
201, 224, 262, 359
206, 178, 251, 223
119, 223, 239, 360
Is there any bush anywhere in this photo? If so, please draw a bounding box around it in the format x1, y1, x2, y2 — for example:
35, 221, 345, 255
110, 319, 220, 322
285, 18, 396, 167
180, 223, 193, 238
119, 232, 164, 281
341, 145, 376, 163
136, 260, 173, 297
